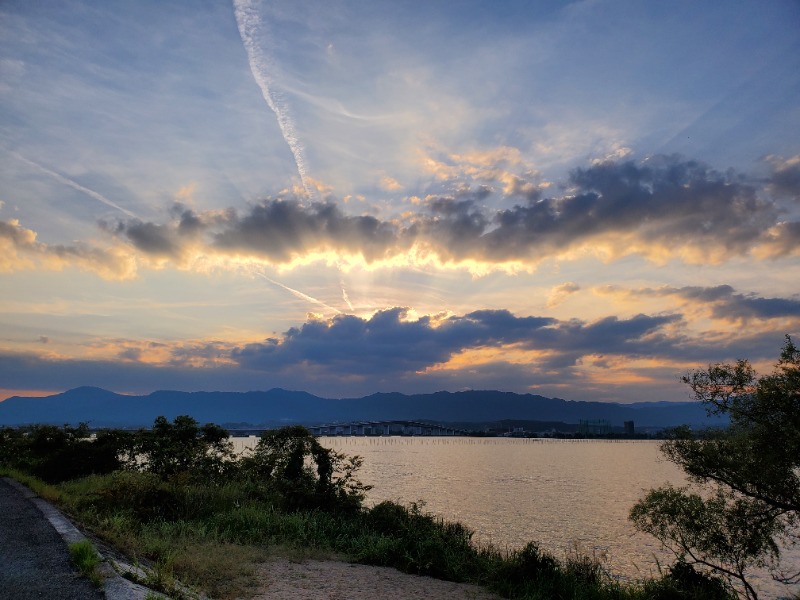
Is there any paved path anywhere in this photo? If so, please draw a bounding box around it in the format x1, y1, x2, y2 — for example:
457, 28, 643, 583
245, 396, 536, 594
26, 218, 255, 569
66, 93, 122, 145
0, 477, 105, 599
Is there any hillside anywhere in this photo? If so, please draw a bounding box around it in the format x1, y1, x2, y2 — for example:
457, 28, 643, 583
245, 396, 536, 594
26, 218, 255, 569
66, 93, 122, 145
0, 386, 723, 429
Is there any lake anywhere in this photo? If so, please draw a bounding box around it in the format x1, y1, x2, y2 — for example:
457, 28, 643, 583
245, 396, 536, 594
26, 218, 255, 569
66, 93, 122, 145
233, 436, 796, 597
320, 437, 682, 578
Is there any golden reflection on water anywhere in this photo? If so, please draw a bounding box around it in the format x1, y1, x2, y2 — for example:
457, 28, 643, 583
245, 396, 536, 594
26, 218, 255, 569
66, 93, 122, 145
324, 438, 682, 580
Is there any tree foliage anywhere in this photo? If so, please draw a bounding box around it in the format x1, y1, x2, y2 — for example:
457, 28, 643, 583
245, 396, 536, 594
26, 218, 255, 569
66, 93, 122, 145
631, 336, 800, 599
241, 424, 370, 512
0, 423, 130, 482
134, 415, 235, 481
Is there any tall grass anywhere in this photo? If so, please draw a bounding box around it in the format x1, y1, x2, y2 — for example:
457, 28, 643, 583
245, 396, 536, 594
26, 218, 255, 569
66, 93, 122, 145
48, 471, 734, 599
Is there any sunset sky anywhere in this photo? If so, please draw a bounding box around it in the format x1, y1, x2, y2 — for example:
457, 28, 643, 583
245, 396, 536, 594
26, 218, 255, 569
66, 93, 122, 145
1, 0, 799, 403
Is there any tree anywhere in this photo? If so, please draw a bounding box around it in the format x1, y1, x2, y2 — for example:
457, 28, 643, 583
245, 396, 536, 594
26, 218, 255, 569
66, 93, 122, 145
0, 423, 132, 482
135, 415, 235, 481
241, 425, 370, 512
630, 336, 800, 599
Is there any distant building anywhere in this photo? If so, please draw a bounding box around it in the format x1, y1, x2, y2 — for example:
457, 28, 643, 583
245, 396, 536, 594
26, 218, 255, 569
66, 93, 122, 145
578, 419, 611, 435
624, 421, 635, 436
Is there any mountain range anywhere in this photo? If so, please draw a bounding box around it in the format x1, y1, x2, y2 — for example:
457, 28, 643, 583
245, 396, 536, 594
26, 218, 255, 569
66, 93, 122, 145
0, 386, 724, 430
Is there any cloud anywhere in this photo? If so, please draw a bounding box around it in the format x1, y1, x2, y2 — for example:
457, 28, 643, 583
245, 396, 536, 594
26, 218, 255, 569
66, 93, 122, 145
421, 145, 546, 201
0, 349, 249, 397
380, 176, 403, 191
636, 285, 800, 322
111, 197, 408, 267
230, 307, 679, 379
756, 221, 800, 259
0, 219, 136, 280
547, 282, 581, 307
102, 155, 799, 274
12, 155, 800, 279
766, 155, 800, 199
479, 155, 778, 264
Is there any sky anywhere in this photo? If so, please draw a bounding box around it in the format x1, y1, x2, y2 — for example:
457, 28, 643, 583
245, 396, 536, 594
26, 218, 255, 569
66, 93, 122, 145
1, 0, 799, 404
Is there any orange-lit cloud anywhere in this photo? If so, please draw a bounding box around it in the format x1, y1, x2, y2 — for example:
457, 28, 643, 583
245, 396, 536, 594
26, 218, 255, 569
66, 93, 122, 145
0, 219, 137, 280
379, 175, 403, 191
547, 282, 581, 308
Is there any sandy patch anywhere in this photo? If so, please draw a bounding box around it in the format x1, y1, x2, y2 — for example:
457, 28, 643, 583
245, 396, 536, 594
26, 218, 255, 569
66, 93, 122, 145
248, 558, 502, 600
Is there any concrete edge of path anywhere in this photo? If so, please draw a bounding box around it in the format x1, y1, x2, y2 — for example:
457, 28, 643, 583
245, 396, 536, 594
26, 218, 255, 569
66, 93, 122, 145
3, 476, 174, 600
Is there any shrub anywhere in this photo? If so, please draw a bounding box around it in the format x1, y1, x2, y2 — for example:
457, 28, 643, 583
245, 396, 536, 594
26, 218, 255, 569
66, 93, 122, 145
0, 424, 130, 483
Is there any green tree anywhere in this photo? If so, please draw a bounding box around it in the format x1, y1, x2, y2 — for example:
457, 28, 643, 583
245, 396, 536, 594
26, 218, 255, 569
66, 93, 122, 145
630, 336, 800, 599
0, 423, 131, 482
135, 415, 235, 481
241, 425, 370, 512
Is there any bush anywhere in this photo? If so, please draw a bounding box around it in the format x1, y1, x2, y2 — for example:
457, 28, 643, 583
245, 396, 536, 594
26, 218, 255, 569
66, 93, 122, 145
641, 560, 734, 599
0, 424, 131, 483
82, 471, 182, 521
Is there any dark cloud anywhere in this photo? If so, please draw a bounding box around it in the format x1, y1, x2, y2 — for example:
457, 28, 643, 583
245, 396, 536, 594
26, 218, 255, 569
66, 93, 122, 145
212, 200, 407, 262
482, 156, 776, 260
423, 197, 491, 260
103, 155, 800, 268
768, 156, 800, 199
231, 308, 679, 377
168, 341, 239, 367
123, 221, 182, 259
0, 351, 252, 396
666, 285, 800, 321
117, 347, 142, 361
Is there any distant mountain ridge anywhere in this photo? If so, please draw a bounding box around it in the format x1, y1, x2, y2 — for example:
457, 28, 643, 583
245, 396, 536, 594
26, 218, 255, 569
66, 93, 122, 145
0, 386, 723, 429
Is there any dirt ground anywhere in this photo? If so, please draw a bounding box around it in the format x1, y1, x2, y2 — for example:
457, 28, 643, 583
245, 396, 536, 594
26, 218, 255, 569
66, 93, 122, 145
248, 558, 502, 600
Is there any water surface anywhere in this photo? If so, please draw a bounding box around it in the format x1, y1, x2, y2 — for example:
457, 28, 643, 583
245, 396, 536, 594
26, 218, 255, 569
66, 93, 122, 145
320, 437, 681, 579
233, 436, 797, 597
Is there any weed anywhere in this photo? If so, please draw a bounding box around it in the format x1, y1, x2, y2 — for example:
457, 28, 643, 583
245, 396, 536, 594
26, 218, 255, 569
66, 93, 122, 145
68, 539, 103, 587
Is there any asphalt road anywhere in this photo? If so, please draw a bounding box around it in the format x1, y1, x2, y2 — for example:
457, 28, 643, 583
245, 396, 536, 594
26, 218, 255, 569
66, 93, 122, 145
0, 477, 105, 599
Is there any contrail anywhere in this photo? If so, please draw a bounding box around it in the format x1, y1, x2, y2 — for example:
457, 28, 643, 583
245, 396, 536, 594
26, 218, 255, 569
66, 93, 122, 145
255, 269, 341, 314
233, 0, 314, 198
13, 152, 138, 218
341, 282, 354, 312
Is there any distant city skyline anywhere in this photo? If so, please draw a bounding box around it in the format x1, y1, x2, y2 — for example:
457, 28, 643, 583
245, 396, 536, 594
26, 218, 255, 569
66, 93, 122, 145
1, 0, 798, 403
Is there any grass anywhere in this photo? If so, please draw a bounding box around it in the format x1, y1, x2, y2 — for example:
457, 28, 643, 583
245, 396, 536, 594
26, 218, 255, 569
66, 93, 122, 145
42, 472, 733, 599
0, 466, 63, 503
68, 539, 102, 587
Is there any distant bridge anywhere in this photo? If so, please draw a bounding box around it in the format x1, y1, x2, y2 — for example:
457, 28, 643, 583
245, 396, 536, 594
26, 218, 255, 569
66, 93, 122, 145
308, 420, 468, 437
221, 420, 469, 437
